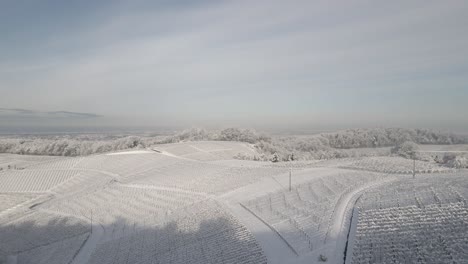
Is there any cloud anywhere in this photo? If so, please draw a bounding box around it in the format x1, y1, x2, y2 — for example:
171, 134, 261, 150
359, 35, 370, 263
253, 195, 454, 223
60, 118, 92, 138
0, 108, 101, 121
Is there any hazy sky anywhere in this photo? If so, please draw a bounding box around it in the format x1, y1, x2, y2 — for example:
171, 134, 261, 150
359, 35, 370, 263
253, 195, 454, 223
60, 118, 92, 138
1, 0, 467, 131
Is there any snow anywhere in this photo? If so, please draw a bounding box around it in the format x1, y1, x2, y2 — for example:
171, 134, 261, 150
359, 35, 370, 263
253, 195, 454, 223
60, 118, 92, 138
154, 141, 258, 161
105, 150, 155, 155
1, 141, 467, 264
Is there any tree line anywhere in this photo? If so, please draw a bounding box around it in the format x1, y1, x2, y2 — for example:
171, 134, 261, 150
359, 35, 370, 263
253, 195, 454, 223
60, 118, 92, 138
0, 128, 466, 166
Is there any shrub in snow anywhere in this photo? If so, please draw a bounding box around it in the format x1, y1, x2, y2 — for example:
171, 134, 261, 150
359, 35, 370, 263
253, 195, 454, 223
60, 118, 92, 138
233, 152, 253, 160
442, 154, 468, 168
271, 153, 280, 163
319, 254, 328, 262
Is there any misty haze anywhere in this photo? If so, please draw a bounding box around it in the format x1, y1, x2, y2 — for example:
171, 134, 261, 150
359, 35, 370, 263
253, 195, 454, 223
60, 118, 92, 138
1, 1, 468, 264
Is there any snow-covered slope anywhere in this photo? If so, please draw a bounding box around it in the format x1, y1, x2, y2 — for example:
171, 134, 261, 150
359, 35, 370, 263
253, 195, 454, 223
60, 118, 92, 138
0, 142, 467, 264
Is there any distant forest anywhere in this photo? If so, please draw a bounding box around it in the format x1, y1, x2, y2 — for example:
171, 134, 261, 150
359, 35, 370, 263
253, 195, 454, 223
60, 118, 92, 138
0, 128, 467, 163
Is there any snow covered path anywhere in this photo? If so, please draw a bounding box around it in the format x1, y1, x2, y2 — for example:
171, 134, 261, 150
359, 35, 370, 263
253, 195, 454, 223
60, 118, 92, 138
325, 177, 399, 264
117, 183, 211, 197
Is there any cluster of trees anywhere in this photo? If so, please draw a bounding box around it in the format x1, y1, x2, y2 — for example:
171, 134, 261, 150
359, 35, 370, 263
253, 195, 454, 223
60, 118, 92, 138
249, 140, 391, 162
249, 128, 467, 162
0, 136, 147, 156
157, 127, 269, 144
321, 128, 467, 149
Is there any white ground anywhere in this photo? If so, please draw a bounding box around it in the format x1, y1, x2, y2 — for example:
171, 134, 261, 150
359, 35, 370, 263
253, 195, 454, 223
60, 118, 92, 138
0, 142, 466, 264
105, 150, 155, 155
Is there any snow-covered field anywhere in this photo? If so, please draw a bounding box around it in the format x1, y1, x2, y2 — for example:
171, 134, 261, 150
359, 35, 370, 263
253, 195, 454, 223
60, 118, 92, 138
341, 156, 454, 174
0, 141, 466, 264
347, 173, 468, 263
418, 144, 468, 152
153, 141, 257, 161
0, 154, 64, 171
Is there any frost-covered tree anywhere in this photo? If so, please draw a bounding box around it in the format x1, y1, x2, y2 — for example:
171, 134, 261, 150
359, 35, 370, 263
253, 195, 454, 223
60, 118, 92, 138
391, 141, 419, 159
271, 153, 280, 163
1, 127, 467, 160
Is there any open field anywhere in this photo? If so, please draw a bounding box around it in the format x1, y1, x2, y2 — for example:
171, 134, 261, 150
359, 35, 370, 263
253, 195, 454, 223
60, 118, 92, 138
0, 141, 467, 264
153, 141, 258, 161
418, 144, 468, 152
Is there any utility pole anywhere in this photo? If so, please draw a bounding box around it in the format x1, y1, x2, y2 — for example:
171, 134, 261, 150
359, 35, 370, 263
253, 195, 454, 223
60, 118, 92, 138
289, 153, 294, 192
412, 155, 416, 179
90, 209, 93, 234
